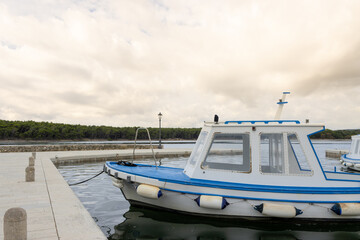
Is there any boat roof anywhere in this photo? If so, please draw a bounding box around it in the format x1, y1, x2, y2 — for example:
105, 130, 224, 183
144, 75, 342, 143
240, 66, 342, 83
203, 120, 322, 128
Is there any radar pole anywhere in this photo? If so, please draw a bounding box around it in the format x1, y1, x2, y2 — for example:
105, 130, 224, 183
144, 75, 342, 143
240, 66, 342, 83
274, 92, 290, 120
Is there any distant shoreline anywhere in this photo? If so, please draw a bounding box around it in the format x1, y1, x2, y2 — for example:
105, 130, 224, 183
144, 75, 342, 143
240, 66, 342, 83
0, 143, 154, 153
1, 119, 359, 142
0, 139, 197, 152
0, 138, 353, 144
0, 119, 201, 141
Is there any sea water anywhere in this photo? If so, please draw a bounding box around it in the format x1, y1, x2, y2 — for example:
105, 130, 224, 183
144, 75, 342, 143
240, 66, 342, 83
58, 140, 360, 240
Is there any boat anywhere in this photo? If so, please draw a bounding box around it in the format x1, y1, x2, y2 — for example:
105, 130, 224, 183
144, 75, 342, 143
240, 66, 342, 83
104, 117, 360, 220
104, 94, 360, 220
341, 135, 360, 171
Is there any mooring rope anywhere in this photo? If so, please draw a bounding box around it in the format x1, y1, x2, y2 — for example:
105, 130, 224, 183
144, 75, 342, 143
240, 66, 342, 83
68, 170, 104, 186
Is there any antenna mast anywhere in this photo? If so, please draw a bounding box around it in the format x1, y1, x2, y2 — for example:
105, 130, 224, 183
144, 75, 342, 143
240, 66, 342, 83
274, 92, 290, 120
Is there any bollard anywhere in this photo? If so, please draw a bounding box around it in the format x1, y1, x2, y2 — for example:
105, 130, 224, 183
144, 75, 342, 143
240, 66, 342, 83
28, 156, 35, 167
25, 166, 35, 182
4, 207, 27, 240
32, 152, 36, 159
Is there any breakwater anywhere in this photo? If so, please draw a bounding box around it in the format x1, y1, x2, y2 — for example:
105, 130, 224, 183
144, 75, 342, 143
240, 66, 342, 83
51, 149, 193, 165
0, 144, 153, 153
325, 149, 349, 159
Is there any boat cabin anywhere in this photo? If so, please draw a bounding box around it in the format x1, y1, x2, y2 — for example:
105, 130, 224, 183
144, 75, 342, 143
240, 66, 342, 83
184, 120, 337, 187
348, 135, 360, 159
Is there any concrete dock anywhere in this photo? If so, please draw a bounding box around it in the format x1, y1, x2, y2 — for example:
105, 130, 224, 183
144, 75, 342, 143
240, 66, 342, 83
0, 152, 108, 240
325, 149, 349, 159
50, 148, 192, 165
0, 148, 193, 239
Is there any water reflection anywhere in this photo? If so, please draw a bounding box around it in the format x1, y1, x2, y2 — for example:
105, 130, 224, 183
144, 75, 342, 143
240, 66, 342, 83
108, 207, 360, 240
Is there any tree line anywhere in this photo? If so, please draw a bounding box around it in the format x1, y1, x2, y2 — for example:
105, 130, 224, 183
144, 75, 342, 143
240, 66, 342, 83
0, 120, 201, 140
0, 119, 359, 141
310, 129, 360, 140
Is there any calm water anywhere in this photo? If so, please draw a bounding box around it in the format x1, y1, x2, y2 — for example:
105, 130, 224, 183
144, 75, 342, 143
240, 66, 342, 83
58, 141, 360, 240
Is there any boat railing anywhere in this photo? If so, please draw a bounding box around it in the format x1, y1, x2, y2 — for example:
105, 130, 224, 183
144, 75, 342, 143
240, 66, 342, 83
132, 127, 160, 168
224, 120, 301, 125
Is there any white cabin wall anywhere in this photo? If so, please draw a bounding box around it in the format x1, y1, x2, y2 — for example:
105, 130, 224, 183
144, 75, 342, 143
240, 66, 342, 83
296, 127, 326, 181
184, 123, 359, 188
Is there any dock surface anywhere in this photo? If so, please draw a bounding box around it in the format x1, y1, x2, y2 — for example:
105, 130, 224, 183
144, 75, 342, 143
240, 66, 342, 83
0, 149, 192, 239
0, 152, 108, 240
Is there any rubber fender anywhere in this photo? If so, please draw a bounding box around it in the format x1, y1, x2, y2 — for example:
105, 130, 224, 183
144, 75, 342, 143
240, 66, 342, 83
111, 178, 123, 188
195, 195, 229, 210
136, 184, 162, 199
345, 162, 354, 167
254, 203, 303, 218
331, 203, 360, 216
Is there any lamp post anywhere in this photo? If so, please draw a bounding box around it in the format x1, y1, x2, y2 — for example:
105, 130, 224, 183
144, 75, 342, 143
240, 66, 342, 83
158, 112, 162, 149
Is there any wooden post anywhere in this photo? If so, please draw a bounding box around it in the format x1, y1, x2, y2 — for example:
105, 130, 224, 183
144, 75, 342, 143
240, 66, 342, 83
4, 207, 27, 240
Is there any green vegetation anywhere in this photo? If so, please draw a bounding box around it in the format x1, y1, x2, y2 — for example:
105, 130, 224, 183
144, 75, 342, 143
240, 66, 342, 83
0, 119, 359, 141
0, 120, 200, 140
311, 129, 360, 140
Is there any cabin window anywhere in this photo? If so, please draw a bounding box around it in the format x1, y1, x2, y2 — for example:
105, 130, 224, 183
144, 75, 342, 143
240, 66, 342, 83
260, 133, 312, 175
287, 134, 312, 174
260, 134, 285, 174
189, 131, 208, 165
201, 133, 251, 172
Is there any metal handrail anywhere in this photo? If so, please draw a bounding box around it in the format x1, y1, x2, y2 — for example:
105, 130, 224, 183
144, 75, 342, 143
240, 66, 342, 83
132, 127, 160, 168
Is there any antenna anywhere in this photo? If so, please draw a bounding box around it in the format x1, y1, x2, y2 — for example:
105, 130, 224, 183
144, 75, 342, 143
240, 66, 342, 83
274, 92, 290, 120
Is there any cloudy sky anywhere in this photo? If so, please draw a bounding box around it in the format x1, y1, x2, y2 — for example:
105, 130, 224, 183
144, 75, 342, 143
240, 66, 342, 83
1, 0, 360, 129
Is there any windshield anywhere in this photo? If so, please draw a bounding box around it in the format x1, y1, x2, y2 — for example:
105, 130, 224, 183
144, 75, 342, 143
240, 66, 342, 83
187, 131, 208, 166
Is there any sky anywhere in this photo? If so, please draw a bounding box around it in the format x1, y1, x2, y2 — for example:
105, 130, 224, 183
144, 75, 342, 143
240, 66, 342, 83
0, 0, 360, 129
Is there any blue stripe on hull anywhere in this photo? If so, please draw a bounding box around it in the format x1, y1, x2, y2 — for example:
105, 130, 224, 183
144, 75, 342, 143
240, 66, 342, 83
106, 162, 360, 195
162, 187, 359, 204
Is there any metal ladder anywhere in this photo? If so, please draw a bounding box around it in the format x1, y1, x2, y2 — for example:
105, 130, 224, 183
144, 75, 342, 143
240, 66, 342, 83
132, 127, 160, 168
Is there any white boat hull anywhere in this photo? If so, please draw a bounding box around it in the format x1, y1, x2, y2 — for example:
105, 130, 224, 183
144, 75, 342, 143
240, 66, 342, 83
114, 179, 360, 220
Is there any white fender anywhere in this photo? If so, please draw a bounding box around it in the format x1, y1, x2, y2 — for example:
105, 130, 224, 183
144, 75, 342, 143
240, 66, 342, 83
136, 184, 162, 199
345, 162, 354, 167
254, 203, 302, 218
111, 177, 123, 188
195, 195, 229, 210
331, 203, 360, 216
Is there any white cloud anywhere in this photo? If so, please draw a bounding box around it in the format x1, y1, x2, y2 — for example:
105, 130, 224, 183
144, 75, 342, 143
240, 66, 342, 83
0, 0, 360, 130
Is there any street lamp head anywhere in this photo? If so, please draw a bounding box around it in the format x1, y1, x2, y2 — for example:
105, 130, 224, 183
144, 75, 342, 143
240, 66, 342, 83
158, 112, 162, 120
